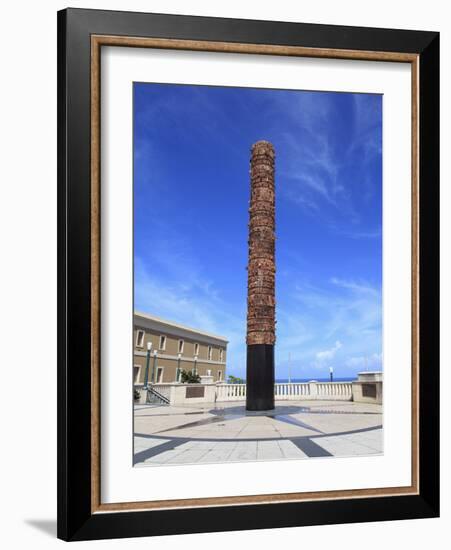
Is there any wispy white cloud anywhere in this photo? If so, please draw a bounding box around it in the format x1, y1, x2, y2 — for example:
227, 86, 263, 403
338, 228, 382, 239
346, 352, 382, 369
276, 310, 314, 354
348, 94, 383, 162
277, 109, 344, 214
316, 340, 342, 362
330, 277, 379, 296
135, 237, 247, 377
278, 276, 382, 376
269, 91, 381, 237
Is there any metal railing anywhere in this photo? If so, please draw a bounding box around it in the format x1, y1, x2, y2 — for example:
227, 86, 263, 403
147, 384, 171, 405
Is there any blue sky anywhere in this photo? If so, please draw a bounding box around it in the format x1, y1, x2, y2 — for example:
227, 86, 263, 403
134, 83, 382, 380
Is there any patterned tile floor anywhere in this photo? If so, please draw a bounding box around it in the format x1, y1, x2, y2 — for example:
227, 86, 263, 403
134, 400, 383, 466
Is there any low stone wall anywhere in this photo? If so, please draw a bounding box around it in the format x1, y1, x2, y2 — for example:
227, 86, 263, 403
134, 373, 383, 406
352, 381, 383, 404
170, 383, 217, 405
351, 372, 383, 404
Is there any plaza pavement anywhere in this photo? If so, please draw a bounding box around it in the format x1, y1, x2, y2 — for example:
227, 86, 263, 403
133, 400, 383, 466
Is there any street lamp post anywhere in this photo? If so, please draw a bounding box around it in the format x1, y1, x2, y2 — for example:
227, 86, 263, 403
151, 349, 158, 384
329, 366, 334, 382
194, 355, 198, 376
176, 352, 182, 382
143, 342, 152, 389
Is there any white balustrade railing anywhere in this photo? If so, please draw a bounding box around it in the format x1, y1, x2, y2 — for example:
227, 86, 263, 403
274, 383, 310, 399
314, 382, 353, 400
216, 383, 246, 401
215, 381, 353, 402
142, 381, 355, 404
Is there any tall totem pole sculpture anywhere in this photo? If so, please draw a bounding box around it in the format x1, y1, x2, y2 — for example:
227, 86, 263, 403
246, 141, 276, 411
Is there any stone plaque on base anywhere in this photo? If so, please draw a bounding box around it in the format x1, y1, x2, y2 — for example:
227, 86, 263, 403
186, 386, 205, 398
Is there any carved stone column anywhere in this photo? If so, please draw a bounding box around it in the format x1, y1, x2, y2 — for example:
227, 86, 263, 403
246, 140, 275, 411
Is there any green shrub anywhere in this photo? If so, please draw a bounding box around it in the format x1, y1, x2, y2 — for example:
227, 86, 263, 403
180, 369, 201, 383
227, 374, 245, 384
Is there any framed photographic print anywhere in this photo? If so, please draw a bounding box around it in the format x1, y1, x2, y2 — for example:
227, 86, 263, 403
57, 8, 439, 541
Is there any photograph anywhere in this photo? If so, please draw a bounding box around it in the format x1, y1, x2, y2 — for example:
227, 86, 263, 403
132, 82, 384, 467
54, 5, 440, 541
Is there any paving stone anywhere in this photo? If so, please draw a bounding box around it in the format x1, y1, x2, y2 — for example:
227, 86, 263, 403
134, 400, 383, 466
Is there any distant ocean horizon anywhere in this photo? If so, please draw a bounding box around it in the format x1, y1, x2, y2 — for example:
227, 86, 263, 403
226, 377, 358, 384
275, 377, 356, 383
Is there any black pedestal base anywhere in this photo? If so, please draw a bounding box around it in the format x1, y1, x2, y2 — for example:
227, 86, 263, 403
246, 344, 275, 411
